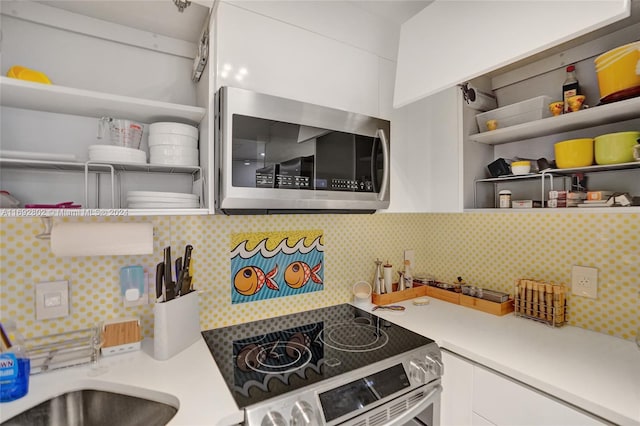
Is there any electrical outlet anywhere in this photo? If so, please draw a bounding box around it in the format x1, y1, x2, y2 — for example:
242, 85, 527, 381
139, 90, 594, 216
571, 265, 598, 299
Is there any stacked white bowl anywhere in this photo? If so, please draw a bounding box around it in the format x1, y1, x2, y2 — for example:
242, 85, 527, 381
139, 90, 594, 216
148, 122, 199, 166
127, 191, 200, 209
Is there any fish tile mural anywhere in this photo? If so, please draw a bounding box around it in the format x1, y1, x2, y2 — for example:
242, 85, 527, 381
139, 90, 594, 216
231, 230, 324, 304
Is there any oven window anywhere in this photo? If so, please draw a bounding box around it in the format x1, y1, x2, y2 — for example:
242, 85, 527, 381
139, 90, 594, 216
319, 364, 410, 422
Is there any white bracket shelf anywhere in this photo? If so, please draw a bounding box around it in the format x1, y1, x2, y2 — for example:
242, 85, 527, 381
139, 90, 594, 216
0, 76, 206, 125
469, 97, 640, 145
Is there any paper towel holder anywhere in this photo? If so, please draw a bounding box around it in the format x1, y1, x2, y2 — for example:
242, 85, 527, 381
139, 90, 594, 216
36, 217, 53, 240
459, 82, 497, 111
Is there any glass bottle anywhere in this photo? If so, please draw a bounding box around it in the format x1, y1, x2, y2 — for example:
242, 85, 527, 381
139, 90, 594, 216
562, 65, 579, 114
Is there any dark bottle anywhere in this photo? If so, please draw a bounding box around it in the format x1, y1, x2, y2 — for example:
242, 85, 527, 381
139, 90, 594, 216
562, 65, 579, 113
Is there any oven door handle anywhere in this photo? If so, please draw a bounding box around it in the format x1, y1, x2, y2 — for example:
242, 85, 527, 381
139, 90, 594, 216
376, 128, 390, 202
384, 384, 442, 426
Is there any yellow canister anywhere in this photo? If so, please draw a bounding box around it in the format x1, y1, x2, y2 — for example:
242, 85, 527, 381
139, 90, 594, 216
594, 41, 640, 100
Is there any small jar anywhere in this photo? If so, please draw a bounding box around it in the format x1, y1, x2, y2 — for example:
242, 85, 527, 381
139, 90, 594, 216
499, 190, 512, 208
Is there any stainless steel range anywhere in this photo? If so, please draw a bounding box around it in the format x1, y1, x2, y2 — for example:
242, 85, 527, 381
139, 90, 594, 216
202, 304, 443, 426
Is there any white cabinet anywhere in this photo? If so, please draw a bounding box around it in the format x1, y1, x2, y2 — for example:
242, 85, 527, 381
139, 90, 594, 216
473, 366, 604, 426
213, 1, 396, 119
394, 0, 630, 108
441, 350, 474, 426
0, 1, 212, 215
463, 20, 640, 212
441, 350, 605, 426
395, 16, 640, 213
471, 413, 496, 426
387, 86, 463, 212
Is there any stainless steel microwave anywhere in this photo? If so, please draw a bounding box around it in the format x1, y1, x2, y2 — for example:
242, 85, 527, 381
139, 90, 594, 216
214, 87, 390, 214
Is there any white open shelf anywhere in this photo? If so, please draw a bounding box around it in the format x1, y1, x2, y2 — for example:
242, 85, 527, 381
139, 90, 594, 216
469, 97, 640, 145
0, 158, 202, 174
0, 76, 206, 125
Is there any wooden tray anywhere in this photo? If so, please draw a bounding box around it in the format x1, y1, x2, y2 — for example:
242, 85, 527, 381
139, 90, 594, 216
372, 283, 514, 317
426, 286, 461, 304
372, 284, 428, 305
460, 294, 514, 316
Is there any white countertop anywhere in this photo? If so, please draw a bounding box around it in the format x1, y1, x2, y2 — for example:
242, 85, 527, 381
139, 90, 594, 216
367, 298, 640, 426
2, 300, 638, 426
0, 338, 243, 426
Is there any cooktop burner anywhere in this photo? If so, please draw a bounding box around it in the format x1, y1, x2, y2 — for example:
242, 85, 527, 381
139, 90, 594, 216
202, 303, 433, 409
320, 319, 389, 352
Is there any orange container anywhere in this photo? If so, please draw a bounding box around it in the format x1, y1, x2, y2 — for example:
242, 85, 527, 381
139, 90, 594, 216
554, 138, 594, 168
594, 41, 640, 100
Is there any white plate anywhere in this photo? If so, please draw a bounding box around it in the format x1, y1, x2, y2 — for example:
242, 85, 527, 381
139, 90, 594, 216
128, 202, 200, 209
89, 153, 147, 164
127, 196, 199, 204
149, 122, 198, 138
149, 157, 199, 167
1, 150, 78, 162
127, 191, 198, 200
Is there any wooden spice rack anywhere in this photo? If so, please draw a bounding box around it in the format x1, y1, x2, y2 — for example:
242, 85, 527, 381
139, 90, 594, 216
373, 283, 514, 316
513, 279, 567, 327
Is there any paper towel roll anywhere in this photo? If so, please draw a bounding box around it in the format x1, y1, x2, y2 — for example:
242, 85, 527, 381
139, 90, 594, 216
50, 222, 154, 256
461, 83, 497, 111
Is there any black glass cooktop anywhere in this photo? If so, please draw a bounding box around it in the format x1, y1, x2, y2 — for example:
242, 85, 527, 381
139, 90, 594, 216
201, 303, 433, 408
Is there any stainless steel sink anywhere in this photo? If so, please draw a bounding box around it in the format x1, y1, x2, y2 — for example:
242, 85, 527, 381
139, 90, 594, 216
1, 389, 178, 426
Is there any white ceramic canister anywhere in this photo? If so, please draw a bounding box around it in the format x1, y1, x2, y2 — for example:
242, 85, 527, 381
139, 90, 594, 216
383, 262, 393, 293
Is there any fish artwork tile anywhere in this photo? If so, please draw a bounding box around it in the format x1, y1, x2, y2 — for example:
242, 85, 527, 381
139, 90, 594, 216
231, 230, 324, 304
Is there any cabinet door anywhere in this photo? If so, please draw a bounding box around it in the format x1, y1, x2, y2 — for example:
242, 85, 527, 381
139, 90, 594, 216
214, 2, 381, 117
472, 366, 604, 426
441, 351, 474, 426
472, 412, 497, 426
387, 86, 462, 212
394, 0, 630, 108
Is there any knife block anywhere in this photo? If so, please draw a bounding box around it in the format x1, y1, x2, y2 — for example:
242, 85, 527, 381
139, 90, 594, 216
153, 291, 200, 360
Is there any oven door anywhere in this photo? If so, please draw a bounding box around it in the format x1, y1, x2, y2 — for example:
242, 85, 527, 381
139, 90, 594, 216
215, 86, 390, 213
338, 382, 441, 426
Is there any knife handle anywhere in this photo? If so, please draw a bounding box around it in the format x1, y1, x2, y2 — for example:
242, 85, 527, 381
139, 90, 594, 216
175, 257, 182, 283
155, 262, 165, 302
183, 245, 193, 271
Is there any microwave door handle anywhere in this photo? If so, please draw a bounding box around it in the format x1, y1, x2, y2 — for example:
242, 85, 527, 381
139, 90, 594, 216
376, 128, 390, 201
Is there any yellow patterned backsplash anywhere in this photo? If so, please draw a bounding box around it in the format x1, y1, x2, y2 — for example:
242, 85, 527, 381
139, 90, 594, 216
0, 212, 638, 341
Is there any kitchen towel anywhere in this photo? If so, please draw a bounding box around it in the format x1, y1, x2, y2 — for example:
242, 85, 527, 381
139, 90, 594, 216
50, 222, 153, 257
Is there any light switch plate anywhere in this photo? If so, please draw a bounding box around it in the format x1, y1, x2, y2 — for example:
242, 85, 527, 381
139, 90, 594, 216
35, 280, 69, 320
571, 265, 598, 299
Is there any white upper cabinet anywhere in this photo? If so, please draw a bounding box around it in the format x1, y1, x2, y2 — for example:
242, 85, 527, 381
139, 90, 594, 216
393, 0, 631, 108
213, 1, 399, 118
387, 86, 463, 212
0, 1, 212, 215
